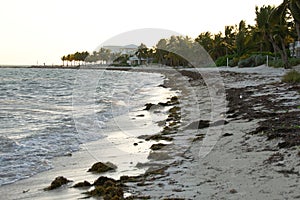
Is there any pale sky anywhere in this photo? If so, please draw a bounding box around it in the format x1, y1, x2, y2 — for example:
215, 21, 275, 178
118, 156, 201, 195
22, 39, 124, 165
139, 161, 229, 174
0, 0, 283, 66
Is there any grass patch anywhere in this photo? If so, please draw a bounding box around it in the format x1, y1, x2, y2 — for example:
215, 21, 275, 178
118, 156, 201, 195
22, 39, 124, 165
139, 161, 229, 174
282, 70, 300, 84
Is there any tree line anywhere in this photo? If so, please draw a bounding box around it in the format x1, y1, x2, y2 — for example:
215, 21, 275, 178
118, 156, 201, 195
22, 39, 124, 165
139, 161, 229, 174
61, 1, 300, 68
61, 51, 89, 66
194, 0, 300, 68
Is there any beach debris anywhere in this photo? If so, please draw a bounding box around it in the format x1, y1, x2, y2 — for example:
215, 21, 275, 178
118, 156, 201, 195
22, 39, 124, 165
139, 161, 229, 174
93, 176, 116, 186
73, 180, 91, 188
222, 133, 234, 137
161, 126, 177, 135
150, 143, 167, 150
142, 134, 173, 141
158, 84, 167, 88
143, 96, 179, 111
44, 176, 72, 191
169, 106, 180, 113
84, 176, 124, 199
186, 119, 228, 130
136, 114, 145, 117
172, 188, 183, 192
145, 166, 169, 176
158, 97, 179, 107
264, 152, 284, 164
276, 168, 299, 177
192, 133, 206, 142
88, 161, 117, 173
229, 188, 238, 194
144, 103, 155, 110
179, 70, 205, 82
120, 175, 143, 183
125, 195, 151, 199
161, 105, 181, 135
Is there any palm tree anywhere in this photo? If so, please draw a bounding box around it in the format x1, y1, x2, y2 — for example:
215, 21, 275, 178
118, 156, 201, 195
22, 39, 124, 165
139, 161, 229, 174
61, 56, 66, 66
274, 0, 300, 40
209, 32, 227, 60
235, 20, 251, 57
223, 26, 236, 55
136, 43, 148, 65
253, 5, 274, 53
269, 2, 293, 68
195, 32, 214, 52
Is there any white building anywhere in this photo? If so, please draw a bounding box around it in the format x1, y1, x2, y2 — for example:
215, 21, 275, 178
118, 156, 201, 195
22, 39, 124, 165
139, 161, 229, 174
102, 44, 138, 55
127, 55, 147, 66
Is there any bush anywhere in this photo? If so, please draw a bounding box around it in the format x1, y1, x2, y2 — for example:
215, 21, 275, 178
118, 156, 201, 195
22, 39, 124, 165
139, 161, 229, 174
229, 57, 239, 67
289, 58, 300, 66
269, 58, 300, 68
215, 54, 270, 67
215, 54, 236, 67
215, 56, 228, 66
269, 59, 283, 68
282, 70, 300, 83
238, 56, 255, 68
238, 55, 266, 68
255, 55, 266, 66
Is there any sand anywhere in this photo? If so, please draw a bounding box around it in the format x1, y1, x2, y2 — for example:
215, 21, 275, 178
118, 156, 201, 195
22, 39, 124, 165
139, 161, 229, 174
1, 65, 300, 199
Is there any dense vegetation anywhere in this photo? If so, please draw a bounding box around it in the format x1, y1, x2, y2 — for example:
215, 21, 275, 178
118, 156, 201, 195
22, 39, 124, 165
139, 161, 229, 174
61, 1, 300, 68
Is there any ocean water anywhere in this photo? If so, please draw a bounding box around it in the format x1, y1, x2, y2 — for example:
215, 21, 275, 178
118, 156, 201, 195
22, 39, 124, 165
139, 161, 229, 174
0, 68, 167, 186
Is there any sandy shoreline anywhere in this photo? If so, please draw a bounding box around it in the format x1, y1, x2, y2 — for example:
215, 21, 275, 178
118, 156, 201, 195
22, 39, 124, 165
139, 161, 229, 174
1, 65, 300, 199
123, 65, 300, 199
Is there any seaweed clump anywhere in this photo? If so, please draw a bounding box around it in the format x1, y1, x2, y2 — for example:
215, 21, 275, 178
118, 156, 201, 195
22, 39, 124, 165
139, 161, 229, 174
88, 161, 117, 173
85, 176, 124, 200
44, 176, 72, 191
150, 143, 167, 150
73, 180, 91, 188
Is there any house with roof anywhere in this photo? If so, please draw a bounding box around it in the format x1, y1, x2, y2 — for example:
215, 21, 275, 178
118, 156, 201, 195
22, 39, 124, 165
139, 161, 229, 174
127, 55, 147, 66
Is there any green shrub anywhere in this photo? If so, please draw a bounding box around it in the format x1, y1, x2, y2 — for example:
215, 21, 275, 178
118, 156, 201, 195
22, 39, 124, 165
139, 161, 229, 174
215, 56, 228, 66
215, 54, 236, 67
289, 58, 300, 66
238, 55, 267, 68
255, 55, 266, 66
269, 58, 300, 68
238, 56, 255, 68
229, 57, 239, 67
269, 59, 283, 68
282, 70, 300, 83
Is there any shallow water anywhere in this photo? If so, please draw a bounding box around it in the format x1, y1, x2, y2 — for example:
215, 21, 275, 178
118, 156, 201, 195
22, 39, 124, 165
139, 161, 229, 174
0, 68, 168, 186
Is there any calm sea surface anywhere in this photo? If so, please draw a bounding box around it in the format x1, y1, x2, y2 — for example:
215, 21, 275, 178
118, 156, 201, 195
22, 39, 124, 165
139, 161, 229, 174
0, 68, 166, 186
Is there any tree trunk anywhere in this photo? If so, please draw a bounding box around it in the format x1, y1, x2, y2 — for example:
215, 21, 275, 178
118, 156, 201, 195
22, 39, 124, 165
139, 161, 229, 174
268, 34, 290, 68
280, 37, 290, 68
296, 22, 300, 41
